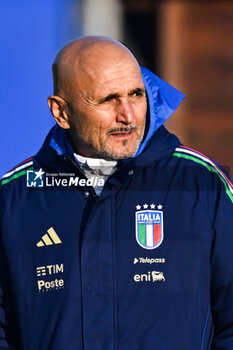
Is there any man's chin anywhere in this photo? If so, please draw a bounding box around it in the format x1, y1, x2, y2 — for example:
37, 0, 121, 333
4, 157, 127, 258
95, 147, 138, 161
96, 140, 142, 160
71, 134, 141, 160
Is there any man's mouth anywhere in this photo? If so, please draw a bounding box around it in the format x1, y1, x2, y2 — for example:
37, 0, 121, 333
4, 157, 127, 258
107, 126, 137, 139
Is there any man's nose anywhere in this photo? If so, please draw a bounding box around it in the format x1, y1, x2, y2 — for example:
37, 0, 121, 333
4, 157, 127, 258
116, 99, 133, 124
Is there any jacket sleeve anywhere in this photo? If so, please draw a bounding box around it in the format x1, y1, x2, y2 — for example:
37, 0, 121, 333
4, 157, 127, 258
0, 238, 20, 349
210, 177, 233, 349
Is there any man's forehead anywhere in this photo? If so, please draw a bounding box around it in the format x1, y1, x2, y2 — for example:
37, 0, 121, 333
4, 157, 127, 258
86, 67, 145, 99
52, 36, 143, 98
79, 48, 140, 74
81, 57, 143, 86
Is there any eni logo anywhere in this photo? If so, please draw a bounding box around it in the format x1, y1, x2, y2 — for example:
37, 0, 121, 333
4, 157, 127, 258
134, 271, 165, 283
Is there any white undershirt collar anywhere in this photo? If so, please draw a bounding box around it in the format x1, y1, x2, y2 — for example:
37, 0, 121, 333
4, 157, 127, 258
73, 153, 118, 195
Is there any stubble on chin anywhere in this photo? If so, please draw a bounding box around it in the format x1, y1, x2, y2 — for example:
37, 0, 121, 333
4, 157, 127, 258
67, 126, 144, 160
101, 133, 143, 160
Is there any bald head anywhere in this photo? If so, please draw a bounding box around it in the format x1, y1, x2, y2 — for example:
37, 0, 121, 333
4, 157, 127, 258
52, 36, 141, 99
48, 36, 147, 160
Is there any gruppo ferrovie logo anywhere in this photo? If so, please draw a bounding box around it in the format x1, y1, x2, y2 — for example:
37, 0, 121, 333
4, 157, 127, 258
135, 204, 164, 249
27, 168, 45, 187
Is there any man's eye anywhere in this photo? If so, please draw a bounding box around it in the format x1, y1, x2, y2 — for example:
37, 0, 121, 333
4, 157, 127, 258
132, 89, 145, 97
105, 96, 115, 102
100, 94, 119, 103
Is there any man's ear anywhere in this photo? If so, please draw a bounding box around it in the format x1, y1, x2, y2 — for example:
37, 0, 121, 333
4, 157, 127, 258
47, 95, 70, 129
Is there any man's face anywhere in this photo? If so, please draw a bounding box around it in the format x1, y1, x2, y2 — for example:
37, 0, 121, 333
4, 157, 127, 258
65, 58, 147, 160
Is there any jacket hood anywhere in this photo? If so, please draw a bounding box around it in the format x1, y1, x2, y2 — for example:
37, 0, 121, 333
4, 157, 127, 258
38, 68, 184, 168
135, 67, 185, 156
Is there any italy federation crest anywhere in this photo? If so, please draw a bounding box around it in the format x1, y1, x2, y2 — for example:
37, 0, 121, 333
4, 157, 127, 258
135, 206, 163, 249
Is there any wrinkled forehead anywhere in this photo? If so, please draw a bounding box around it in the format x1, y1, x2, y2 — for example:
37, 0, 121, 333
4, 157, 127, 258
53, 38, 146, 98
77, 51, 144, 95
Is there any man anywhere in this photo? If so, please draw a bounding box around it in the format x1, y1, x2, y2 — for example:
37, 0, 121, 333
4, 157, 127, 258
0, 36, 232, 349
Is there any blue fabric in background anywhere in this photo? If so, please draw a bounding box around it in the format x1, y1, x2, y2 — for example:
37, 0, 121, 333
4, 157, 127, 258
0, 0, 81, 177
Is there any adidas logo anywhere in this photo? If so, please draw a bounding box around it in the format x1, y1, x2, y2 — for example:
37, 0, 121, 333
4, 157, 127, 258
37, 227, 62, 247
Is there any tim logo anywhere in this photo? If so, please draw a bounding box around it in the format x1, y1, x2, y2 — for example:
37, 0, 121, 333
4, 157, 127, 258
36, 264, 64, 277
27, 169, 45, 187
36, 263, 64, 292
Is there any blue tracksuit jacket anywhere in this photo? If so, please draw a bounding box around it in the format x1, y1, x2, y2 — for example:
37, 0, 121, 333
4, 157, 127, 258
1, 68, 233, 349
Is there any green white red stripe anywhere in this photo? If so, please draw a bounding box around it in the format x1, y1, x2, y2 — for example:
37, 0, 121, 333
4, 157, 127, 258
1, 159, 33, 185
138, 223, 161, 247
173, 146, 233, 203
